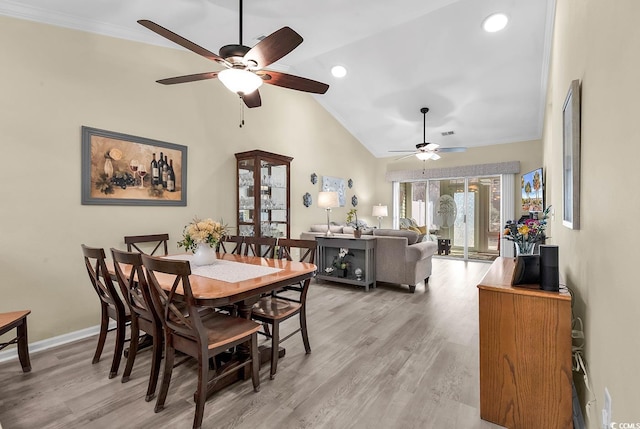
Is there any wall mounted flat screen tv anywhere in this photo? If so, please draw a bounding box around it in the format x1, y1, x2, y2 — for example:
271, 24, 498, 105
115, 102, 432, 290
521, 167, 544, 212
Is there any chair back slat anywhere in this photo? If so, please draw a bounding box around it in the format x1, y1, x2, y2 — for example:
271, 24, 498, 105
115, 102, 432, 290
217, 235, 244, 255
276, 238, 317, 264
141, 255, 206, 344
273, 238, 317, 301
243, 236, 277, 258
111, 248, 158, 324
81, 245, 125, 313
124, 234, 170, 256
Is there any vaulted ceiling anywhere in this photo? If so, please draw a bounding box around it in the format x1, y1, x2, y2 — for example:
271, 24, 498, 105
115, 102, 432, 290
0, 0, 555, 158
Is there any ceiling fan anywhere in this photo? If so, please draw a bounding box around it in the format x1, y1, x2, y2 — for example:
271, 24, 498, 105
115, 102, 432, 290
138, 0, 329, 109
390, 107, 466, 161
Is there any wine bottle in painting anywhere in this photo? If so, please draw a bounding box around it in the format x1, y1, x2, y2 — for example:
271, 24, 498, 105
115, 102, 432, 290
160, 155, 169, 189
151, 153, 159, 186
167, 159, 175, 192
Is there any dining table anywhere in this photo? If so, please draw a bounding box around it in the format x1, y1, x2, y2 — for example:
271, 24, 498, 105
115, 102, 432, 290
107, 251, 317, 394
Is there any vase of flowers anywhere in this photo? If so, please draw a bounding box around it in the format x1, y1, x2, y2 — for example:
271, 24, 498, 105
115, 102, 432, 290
177, 217, 228, 266
332, 248, 354, 277
503, 206, 551, 257
346, 209, 362, 238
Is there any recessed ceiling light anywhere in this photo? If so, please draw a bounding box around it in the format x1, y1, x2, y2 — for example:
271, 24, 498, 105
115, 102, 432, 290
482, 13, 508, 33
331, 65, 347, 78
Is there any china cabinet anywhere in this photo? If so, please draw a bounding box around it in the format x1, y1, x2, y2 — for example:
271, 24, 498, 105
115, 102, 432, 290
235, 150, 292, 238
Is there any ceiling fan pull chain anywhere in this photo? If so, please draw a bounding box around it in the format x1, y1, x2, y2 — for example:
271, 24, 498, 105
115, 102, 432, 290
239, 96, 245, 128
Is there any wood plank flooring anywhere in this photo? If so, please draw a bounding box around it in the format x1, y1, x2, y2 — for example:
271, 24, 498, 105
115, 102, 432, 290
0, 259, 504, 429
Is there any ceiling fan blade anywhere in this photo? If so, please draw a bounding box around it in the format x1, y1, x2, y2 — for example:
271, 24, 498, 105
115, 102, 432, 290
395, 153, 417, 161
138, 20, 229, 67
242, 90, 262, 108
388, 150, 417, 153
426, 143, 439, 151
245, 27, 303, 69
259, 70, 329, 94
438, 147, 467, 153
156, 72, 219, 85
431, 153, 441, 160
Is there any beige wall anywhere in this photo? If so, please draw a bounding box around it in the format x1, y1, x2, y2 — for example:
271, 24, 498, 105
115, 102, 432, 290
383, 139, 543, 218
0, 17, 384, 342
544, 0, 640, 426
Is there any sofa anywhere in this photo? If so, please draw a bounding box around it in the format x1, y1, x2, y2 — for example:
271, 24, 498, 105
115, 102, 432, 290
300, 227, 437, 293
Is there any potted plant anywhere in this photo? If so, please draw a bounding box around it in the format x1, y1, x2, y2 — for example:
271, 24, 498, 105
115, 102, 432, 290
346, 209, 362, 238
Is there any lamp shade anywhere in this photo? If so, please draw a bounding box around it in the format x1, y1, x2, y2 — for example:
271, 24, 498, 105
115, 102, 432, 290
372, 205, 388, 217
318, 191, 339, 209
218, 68, 263, 95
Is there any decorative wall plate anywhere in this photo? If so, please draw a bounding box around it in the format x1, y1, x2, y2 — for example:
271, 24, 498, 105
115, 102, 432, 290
348, 178, 353, 188
303, 192, 312, 207
351, 195, 358, 207
310, 173, 317, 184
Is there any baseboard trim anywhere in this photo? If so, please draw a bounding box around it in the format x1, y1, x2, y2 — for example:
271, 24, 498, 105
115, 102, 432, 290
0, 321, 115, 364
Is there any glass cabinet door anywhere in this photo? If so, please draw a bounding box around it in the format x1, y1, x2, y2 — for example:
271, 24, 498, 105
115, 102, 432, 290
235, 150, 292, 238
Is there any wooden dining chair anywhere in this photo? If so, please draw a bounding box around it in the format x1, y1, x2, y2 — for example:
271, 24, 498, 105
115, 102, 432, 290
141, 254, 261, 429
124, 233, 170, 256
216, 235, 244, 254
251, 238, 316, 379
81, 244, 130, 379
242, 236, 277, 258
0, 310, 32, 373
110, 248, 163, 401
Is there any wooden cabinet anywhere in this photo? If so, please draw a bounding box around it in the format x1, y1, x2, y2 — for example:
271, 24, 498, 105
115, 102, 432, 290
235, 150, 292, 238
477, 257, 573, 429
315, 236, 376, 292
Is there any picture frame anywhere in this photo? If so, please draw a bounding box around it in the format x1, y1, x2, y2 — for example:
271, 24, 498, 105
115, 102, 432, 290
81, 126, 187, 206
322, 176, 346, 207
562, 79, 581, 229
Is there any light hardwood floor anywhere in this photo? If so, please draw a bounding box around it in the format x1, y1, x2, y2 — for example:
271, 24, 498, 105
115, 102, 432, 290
0, 259, 504, 429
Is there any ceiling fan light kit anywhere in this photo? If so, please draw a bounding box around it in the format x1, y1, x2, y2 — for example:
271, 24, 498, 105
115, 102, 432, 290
388, 107, 467, 162
218, 68, 263, 95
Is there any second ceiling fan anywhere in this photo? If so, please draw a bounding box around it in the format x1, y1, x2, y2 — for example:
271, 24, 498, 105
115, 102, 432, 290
390, 107, 466, 161
138, 0, 329, 108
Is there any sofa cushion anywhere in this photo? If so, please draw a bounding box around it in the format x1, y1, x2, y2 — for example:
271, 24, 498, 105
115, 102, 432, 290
342, 226, 374, 235
406, 241, 438, 262
373, 228, 419, 244
310, 224, 343, 233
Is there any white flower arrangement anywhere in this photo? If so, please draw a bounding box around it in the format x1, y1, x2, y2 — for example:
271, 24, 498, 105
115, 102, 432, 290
177, 217, 228, 252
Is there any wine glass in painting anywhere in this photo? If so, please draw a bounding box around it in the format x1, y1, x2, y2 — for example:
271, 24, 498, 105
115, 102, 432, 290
138, 164, 147, 189
129, 159, 139, 186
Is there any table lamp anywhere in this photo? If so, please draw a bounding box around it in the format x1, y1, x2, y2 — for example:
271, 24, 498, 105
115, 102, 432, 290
372, 204, 388, 229
318, 191, 340, 236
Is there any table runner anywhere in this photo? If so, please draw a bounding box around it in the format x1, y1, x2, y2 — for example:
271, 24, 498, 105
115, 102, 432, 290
166, 254, 282, 283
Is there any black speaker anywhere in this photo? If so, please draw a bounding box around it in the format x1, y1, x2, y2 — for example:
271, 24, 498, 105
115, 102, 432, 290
540, 245, 559, 291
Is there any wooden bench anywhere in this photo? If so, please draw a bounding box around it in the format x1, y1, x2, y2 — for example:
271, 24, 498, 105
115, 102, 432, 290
0, 310, 32, 372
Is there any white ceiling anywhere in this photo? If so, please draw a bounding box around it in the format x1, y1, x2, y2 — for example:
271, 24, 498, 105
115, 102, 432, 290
0, 0, 555, 158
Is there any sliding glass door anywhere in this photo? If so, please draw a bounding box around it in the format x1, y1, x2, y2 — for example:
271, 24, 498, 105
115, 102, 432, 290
398, 176, 501, 261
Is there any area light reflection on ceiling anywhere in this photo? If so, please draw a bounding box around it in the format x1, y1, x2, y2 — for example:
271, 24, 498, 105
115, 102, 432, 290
331, 65, 347, 78
482, 13, 509, 33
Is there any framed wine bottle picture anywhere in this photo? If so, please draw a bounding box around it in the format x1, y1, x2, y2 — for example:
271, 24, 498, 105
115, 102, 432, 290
81, 126, 187, 206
